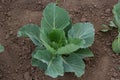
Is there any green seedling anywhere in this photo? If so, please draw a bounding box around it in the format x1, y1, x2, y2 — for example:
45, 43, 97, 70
100, 24, 111, 32
0, 44, 4, 53
18, 3, 95, 78
112, 3, 120, 54
100, 21, 117, 32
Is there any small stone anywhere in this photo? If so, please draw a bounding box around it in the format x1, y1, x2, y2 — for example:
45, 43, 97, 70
24, 72, 32, 80
9, 31, 13, 35
0, 6, 2, 8
111, 77, 115, 80
101, 16, 105, 19
110, 68, 115, 72
37, 1, 42, 4
15, 69, 18, 73
106, 42, 111, 46
7, 70, 10, 74
5, 34, 9, 40
81, 17, 87, 22
94, 4, 97, 7
105, 8, 111, 13
113, 72, 118, 77
7, 12, 12, 16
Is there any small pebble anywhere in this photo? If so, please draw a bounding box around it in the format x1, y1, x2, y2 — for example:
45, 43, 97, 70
111, 77, 115, 80
0, 74, 3, 78
24, 72, 32, 80
113, 72, 118, 77
5, 34, 9, 40
81, 17, 87, 22
105, 8, 111, 13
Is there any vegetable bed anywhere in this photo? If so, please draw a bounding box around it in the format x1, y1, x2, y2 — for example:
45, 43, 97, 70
0, 0, 120, 80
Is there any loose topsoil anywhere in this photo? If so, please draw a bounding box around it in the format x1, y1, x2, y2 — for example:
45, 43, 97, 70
0, 0, 120, 80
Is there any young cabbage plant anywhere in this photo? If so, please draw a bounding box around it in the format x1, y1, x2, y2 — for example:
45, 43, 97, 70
112, 2, 120, 54
18, 3, 95, 78
0, 44, 4, 53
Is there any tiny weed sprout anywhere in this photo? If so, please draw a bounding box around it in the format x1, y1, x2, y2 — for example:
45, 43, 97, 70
0, 44, 4, 53
100, 24, 111, 32
18, 3, 95, 78
112, 2, 120, 54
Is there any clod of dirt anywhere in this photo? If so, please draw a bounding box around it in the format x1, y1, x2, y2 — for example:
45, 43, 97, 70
113, 72, 118, 77
5, 33, 9, 40
24, 72, 32, 80
105, 8, 111, 13
0, 74, 2, 79
110, 77, 119, 80
81, 17, 87, 22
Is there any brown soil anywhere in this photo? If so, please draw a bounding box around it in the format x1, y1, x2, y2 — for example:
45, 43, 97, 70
0, 0, 120, 80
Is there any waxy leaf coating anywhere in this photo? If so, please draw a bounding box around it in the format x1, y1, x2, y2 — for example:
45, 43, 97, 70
113, 3, 120, 30
112, 37, 120, 54
68, 23, 94, 48
112, 3, 120, 54
18, 3, 95, 78
45, 56, 64, 78
41, 3, 70, 33
18, 24, 42, 46
0, 44, 4, 53
63, 54, 85, 77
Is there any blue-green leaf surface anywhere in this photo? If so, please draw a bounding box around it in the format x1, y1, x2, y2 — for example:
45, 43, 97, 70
18, 2, 95, 78
113, 3, 120, 30
63, 54, 85, 77
33, 50, 52, 64
33, 49, 64, 78
112, 37, 120, 54
76, 48, 94, 58
0, 44, 4, 53
45, 56, 64, 78
56, 44, 80, 54
31, 48, 47, 70
17, 24, 42, 46
31, 58, 47, 70
68, 22, 95, 48
41, 3, 70, 33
